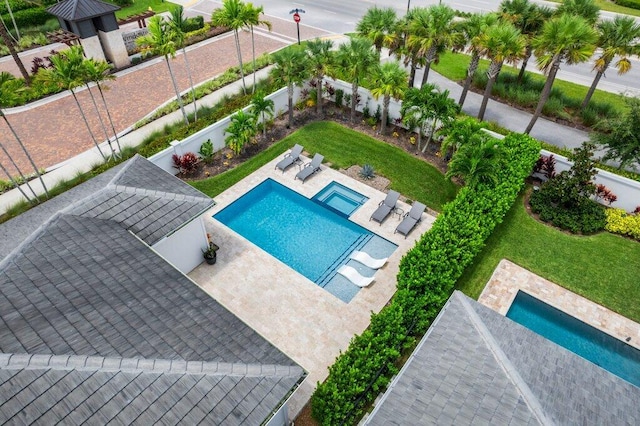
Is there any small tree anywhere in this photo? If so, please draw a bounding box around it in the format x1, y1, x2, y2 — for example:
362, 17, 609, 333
370, 61, 408, 135
249, 91, 274, 138
225, 110, 256, 155
270, 47, 310, 128
446, 132, 503, 188
438, 116, 487, 159
591, 97, 640, 170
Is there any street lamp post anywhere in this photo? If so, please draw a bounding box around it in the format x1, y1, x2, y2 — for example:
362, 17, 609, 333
407, 0, 411, 13
289, 8, 306, 45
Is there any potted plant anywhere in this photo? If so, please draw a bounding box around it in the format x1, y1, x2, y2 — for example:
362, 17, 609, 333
202, 242, 219, 265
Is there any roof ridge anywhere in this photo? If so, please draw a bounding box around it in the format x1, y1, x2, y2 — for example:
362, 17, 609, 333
0, 353, 304, 378
454, 292, 555, 426
111, 184, 211, 204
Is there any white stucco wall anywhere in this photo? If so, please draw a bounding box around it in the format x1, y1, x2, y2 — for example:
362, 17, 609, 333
152, 217, 209, 274
80, 36, 106, 62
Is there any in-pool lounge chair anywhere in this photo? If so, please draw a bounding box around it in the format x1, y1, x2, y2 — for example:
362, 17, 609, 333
395, 201, 426, 238
349, 251, 388, 269
337, 265, 375, 288
275, 144, 303, 172
369, 190, 400, 225
295, 153, 324, 182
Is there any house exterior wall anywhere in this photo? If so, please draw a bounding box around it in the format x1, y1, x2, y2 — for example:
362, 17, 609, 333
151, 217, 209, 274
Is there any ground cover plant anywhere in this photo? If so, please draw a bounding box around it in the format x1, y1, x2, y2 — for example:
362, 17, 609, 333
191, 121, 458, 211
456, 190, 640, 322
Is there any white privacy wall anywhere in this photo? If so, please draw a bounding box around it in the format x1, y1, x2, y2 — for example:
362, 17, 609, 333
152, 217, 209, 274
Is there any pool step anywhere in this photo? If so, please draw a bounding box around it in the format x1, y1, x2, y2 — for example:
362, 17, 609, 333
316, 234, 373, 288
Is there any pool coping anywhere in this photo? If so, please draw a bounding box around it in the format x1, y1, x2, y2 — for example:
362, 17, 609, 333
479, 259, 640, 352
188, 151, 437, 417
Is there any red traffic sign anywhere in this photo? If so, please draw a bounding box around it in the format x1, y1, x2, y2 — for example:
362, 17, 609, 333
293, 12, 301, 23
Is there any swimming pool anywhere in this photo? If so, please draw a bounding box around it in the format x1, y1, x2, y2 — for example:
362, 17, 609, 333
214, 179, 396, 302
507, 291, 640, 387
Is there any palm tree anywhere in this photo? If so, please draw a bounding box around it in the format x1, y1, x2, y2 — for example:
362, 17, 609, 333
370, 61, 408, 135
477, 22, 526, 121
242, 3, 271, 93
446, 132, 503, 188
387, 11, 420, 87
438, 116, 487, 159
556, 0, 600, 25
169, 6, 199, 121
225, 110, 256, 155
406, 5, 459, 87
0, 21, 30, 84
581, 16, 640, 109
401, 83, 459, 153
0, 142, 37, 204
0, 72, 47, 199
39, 47, 107, 161
335, 37, 379, 123
456, 12, 498, 106
83, 58, 122, 152
305, 38, 335, 116
270, 47, 310, 128
249, 91, 274, 138
356, 6, 398, 54
525, 14, 597, 133
500, 0, 553, 84
137, 16, 189, 125
212, 0, 248, 94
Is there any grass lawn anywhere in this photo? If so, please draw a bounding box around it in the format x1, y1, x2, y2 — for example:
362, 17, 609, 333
107, 0, 177, 19
546, 0, 640, 17
456, 190, 640, 323
191, 121, 458, 211
431, 51, 628, 114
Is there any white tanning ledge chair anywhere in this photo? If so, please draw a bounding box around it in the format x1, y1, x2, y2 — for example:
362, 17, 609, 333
349, 251, 388, 269
337, 265, 375, 288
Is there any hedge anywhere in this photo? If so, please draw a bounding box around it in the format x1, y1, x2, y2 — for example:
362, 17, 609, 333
2, 7, 50, 28
615, 0, 640, 10
311, 132, 540, 425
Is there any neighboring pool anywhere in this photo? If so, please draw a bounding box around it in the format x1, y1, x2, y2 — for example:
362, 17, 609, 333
312, 181, 368, 217
507, 291, 640, 387
214, 179, 396, 302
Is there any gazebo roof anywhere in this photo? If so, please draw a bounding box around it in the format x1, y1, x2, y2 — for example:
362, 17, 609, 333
47, 0, 120, 22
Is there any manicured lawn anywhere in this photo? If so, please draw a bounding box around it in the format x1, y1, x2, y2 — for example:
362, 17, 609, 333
191, 121, 458, 211
432, 51, 628, 114
546, 0, 640, 17
107, 0, 177, 19
456, 191, 640, 323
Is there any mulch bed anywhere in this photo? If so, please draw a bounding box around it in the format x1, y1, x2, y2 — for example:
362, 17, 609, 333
177, 102, 450, 184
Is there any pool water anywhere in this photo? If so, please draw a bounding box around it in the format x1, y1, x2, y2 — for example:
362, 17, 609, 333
214, 179, 396, 302
507, 291, 640, 387
312, 181, 369, 217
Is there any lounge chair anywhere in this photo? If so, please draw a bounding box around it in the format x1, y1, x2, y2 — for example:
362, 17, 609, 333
275, 144, 303, 172
349, 251, 388, 269
395, 201, 426, 238
295, 153, 324, 182
369, 190, 400, 224
337, 265, 375, 288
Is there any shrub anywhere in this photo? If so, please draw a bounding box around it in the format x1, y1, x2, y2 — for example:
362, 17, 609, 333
334, 89, 344, 107
359, 164, 375, 180
112, 0, 133, 6
615, 0, 640, 10
183, 15, 204, 32
3, 7, 50, 27
171, 152, 199, 175
199, 139, 215, 164
311, 132, 541, 425
605, 208, 640, 240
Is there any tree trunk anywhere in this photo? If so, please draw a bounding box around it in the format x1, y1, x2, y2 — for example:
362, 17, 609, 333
71, 90, 106, 161
4, 0, 19, 40
350, 81, 358, 123
581, 60, 610, 110
0, 20, 30, 84
525, 56, 561, 134
287, 84, 294, 128
381, 96, 390, 135
234, 29, 247, 95
97, 84, 122, 152
478, 60, 502, 121
459, 53, 480, 107
261, 111, 266, 137
420, 46, 437, 87
517, 46, 532, 84
182, 46, 197, 121
2, 112, 48, 198
0, 139, 38, 202
251, 26, 256, 94
85, 83, 115, 158
316, 74, 323, 115
165, 55, 189, 126
421, 121, 436, 153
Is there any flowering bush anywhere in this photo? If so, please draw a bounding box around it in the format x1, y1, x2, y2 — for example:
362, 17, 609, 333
605, 208, 640, 240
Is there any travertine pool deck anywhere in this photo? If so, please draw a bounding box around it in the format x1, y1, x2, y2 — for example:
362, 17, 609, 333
189, 151, 436, 416
479, 259, 640, 352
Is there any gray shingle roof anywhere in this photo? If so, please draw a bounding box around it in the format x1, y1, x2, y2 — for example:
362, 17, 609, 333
366, 291, 640, 425
0, 155, 304, 423
47, 0, 120, 21
0, 353, 303, 425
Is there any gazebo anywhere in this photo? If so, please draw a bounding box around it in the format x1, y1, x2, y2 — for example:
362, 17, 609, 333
47, 0, 129, 68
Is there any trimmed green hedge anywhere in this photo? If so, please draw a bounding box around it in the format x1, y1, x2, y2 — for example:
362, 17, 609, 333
615, 0, 640, 10
2, 7, 50, 28
311, 132, 540, 425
